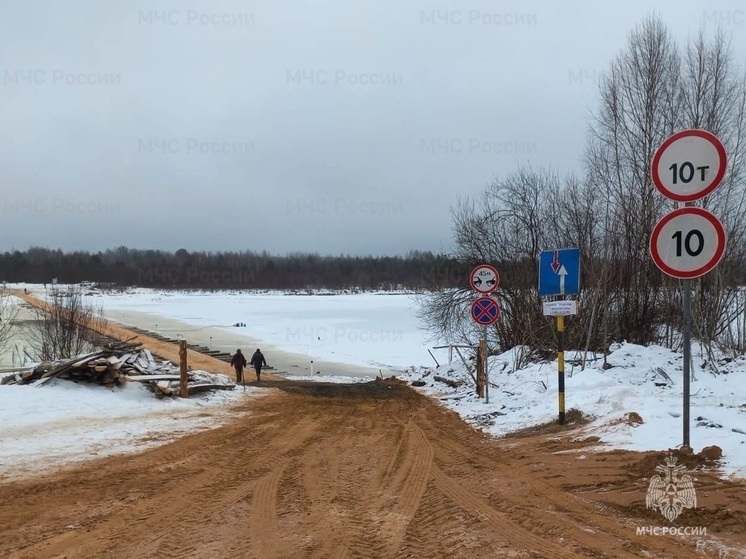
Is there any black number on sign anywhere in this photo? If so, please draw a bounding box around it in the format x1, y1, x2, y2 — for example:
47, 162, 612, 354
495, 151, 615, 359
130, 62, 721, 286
672, 230, 704, 257
669, 162, 710, 184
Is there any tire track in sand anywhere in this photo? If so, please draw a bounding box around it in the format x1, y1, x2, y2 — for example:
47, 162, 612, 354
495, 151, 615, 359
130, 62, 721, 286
135, 413, 319, 559
249, 463, 287, 559
432, 465, 590, 558
346, 419, 433, 557
300, 443, 351, 558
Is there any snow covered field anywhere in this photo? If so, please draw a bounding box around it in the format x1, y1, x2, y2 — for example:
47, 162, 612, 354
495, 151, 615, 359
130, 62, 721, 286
2, 285, 745, 480
399, 342, 746, 479
90, 287, 432, 371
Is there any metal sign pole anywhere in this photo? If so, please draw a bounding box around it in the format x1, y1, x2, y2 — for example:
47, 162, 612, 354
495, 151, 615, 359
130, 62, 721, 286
557, 315, 565, 425
650, 129, 728, 449
483, 325, 489, 404
682, 279, 691, 447
470, 265, 500, 401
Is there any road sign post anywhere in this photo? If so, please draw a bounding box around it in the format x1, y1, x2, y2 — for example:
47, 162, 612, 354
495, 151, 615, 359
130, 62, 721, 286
538, 248, 580, 425
470, 265, 500, 400
471, 295, 499, 398
650, 129, 727, 448
557, 315, 565, 425
682, 280, 691, 446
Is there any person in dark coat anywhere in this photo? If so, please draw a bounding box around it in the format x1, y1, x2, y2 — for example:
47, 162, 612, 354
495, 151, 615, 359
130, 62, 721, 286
230, 349, 247, 383
250, 349, 267, 382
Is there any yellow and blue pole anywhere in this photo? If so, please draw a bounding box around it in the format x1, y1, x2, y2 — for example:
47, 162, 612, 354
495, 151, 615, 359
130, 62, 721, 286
557, 315, 565, 425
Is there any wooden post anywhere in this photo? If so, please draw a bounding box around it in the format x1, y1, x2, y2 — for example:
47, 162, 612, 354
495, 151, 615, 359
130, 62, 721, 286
476, 339, 487, 398
179, 339, 188, 398
475, 344, 483, 397
481, 338, 487, 399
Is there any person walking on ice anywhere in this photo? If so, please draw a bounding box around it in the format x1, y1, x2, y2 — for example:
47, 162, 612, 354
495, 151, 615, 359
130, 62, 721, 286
250, 348, 267, 382
230, 349, 247, 384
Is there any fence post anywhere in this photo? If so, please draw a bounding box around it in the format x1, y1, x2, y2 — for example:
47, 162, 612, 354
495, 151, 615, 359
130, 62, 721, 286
179, 339, 188, 398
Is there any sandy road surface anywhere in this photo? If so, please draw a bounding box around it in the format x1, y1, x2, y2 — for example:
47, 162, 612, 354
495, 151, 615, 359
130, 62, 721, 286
1, 383, 744, 559
3, 293, 745, 558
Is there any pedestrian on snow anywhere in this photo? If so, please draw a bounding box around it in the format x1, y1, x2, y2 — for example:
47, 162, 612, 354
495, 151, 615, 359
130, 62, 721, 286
230, 349, 247, 384
250, 349, 267, 382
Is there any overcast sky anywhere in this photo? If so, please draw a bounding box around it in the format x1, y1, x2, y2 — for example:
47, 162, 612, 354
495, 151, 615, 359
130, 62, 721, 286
2, 0, 746, 256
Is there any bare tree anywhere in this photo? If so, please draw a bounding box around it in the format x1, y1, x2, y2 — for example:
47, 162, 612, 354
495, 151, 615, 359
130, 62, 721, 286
0, 286, 20, 356
419, 16, 746, 363
26, 286, 107, 360
586, 17, 746, 350
678, 30, 746, 358
417, 168, 587, 357
586, 16, 680, 345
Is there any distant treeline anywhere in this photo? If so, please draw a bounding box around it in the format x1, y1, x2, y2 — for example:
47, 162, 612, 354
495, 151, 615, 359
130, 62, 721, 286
0, 247, 473, 290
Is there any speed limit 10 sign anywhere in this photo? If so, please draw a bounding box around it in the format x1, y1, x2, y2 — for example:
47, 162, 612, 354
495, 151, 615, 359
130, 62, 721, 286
651, 129, 727, 202
650, 207, 726, 279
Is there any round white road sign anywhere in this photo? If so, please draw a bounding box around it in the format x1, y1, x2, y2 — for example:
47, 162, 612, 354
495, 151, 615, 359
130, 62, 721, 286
650, 207, 726, 279
651, 129, 727, 202
470, 264, 499, 293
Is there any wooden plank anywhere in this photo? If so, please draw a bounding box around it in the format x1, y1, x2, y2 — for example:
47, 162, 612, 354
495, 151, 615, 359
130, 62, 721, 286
433, 375, 462, 389
156, 380, 174, 395
32, 376, 55, 387
144, 349, 155, 366
121, 374, 184, 382
128, 361, 147, 374
113, 353, 132, 369
70, 352, 105, 368
187, 383, 235, 395
0, 367, 34, 374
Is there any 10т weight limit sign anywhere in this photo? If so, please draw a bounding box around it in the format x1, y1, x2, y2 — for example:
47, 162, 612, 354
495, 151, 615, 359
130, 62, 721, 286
650, 129, 728, 279
651, 129, 727, 202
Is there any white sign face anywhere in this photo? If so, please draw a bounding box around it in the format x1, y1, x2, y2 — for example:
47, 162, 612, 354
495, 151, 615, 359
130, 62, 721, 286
650, 207, 726, 279
470, 264, 499, 293
542, 300, 577, 316
651, 129, 726, 202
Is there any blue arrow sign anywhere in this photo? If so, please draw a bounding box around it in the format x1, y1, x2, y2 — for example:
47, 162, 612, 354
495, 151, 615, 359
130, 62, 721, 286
538, 248, 580, 296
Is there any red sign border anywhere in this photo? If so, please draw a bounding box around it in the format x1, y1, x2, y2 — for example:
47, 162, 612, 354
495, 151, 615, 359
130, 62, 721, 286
649, 207, 727, 279
651, 129, 727, 203
471, 296, 500, 326
469, 264, 500, 294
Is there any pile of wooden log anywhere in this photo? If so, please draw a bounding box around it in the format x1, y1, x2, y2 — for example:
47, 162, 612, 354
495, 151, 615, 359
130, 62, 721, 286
0, 340, 235, 398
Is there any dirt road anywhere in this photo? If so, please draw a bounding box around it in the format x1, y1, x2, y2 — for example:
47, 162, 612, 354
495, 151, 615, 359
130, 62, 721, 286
2, 293, 745, 558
